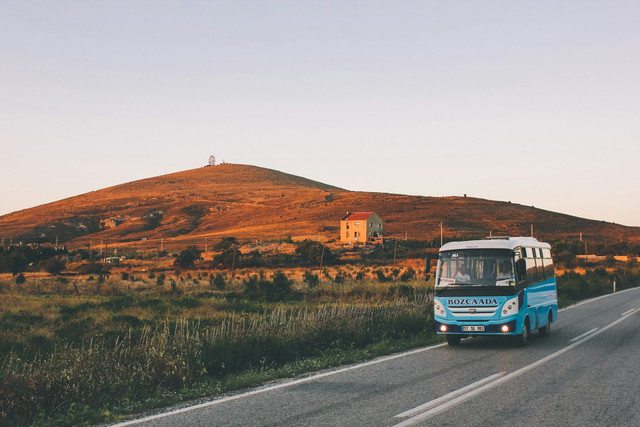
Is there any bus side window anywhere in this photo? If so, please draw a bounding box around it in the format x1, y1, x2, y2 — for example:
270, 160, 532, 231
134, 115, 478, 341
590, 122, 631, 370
543, 248, 554, 278
525, 248, 539, 285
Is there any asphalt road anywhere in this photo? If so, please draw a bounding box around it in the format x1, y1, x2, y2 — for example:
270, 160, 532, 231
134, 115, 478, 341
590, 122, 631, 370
116, 287, 640, 427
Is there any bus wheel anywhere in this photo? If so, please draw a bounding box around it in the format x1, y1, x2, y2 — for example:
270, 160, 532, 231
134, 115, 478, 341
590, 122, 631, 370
446, 335, 461, 346
514, 320, 529, 346
539, 312, 552, 337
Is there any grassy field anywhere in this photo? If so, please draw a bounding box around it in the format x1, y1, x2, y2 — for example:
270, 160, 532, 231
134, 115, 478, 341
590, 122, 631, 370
0, 268, 435, 426
1, 259, 639, 426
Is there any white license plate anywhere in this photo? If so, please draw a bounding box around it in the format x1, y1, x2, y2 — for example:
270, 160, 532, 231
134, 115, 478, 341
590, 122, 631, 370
462, 325, 485, 332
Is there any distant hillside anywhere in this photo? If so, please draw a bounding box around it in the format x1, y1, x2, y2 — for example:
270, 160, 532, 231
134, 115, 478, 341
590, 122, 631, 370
1, 163, 639, 250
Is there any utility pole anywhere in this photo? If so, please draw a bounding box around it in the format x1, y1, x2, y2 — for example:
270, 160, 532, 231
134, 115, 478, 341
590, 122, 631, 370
585, 241, 588, 259
440, 222, 443, 247
231, 244, 237, 277
393, 240, 398, 265
103, 234, 108, 274
531, 224, 534, 237
319, 245, 325, 275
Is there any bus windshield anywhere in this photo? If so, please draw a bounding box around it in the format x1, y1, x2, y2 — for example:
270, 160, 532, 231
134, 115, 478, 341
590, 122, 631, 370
436, 249, 515, 288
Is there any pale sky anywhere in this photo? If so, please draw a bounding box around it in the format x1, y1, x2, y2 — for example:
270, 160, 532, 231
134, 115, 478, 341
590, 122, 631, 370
1, 1, 639, 226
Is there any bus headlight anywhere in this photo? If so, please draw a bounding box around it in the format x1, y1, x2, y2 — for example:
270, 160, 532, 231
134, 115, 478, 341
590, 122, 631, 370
501, 325, 510, 333
501, 296, 519, 317
434, 300, 446, 316
440, 324, 448, 332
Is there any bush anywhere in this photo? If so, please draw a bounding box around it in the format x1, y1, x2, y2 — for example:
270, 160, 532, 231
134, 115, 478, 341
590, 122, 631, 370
174, 246, 202, 269
212, 273, 226, 290
375, 269, 389, 282
156, 273, 166, 286
243, 272, 293, 301
400, 268, 416, 282
302, 271, 319, 288
296, 240, 336, 266
44, 257, 67, 276
15, 273, 26, 285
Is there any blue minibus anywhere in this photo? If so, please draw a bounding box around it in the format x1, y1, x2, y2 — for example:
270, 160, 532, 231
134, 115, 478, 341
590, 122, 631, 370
434, 237, 557, 346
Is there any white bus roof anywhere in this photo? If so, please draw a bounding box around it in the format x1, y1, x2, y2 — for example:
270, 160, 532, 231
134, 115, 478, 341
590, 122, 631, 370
439, 237, 550, 252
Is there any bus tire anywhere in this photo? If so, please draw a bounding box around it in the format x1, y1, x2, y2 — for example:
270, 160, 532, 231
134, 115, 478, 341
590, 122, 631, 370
539, 312, 552, 337
514, 319, 529, 346
446, 335, 461, 346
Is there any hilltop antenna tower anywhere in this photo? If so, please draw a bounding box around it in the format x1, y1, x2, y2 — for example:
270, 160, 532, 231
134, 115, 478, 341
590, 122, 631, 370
208, 155, 216, 166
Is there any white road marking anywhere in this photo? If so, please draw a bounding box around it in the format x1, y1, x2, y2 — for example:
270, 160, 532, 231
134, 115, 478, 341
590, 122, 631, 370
569, 328, 599, 343
393, 308, 639, 426
112, 342, 447, 426
395, 372, 506, 419
621, 308, 635, 316
559, 287, 639, 312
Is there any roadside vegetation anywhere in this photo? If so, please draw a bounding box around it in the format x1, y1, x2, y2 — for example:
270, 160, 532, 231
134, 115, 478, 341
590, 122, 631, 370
0, 238, 639, 425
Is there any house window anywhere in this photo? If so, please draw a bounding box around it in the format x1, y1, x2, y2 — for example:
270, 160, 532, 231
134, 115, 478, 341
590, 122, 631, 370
346, 222, 350, 229
354, 222, 360, 226
346, 231, 349, 237
369, 222, 372, 226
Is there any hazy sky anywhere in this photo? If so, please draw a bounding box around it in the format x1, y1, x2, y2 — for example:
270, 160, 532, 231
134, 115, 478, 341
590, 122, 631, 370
2, 1, 639, 226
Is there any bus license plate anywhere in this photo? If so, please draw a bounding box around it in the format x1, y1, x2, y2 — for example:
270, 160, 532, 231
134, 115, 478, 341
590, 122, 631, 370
462, 325, 484, 332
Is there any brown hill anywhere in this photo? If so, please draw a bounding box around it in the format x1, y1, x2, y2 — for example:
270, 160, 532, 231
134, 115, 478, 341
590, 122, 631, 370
1, 163, 638, 250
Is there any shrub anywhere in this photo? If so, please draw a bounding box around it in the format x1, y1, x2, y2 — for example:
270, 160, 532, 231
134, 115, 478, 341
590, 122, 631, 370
375, 269, 389, 282
174, 246, 202, 269
302, 271, 319, 288
15, 273, 26, 285
400, 267, 416, 282
267, 271, 293, 301
211, 273, 226, 290
156, 273, 166, 286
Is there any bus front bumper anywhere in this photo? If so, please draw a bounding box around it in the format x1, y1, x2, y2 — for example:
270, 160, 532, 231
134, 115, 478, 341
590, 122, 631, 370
435, 319, 518, 335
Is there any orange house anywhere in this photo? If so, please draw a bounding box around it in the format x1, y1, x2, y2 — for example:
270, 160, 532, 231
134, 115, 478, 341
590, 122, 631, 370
340, 212, 383, 245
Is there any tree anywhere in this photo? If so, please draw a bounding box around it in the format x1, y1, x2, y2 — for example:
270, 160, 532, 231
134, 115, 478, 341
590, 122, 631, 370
214, 237, 238, 251
213, 247, 238, 269
174, 246, 202, 269
296, 240, 336, 265
44, 257, 67, 276
8, 251, 27, 276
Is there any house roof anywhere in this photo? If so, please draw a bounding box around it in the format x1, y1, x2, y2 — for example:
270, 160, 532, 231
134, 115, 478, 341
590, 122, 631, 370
341, 212, 374, 221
